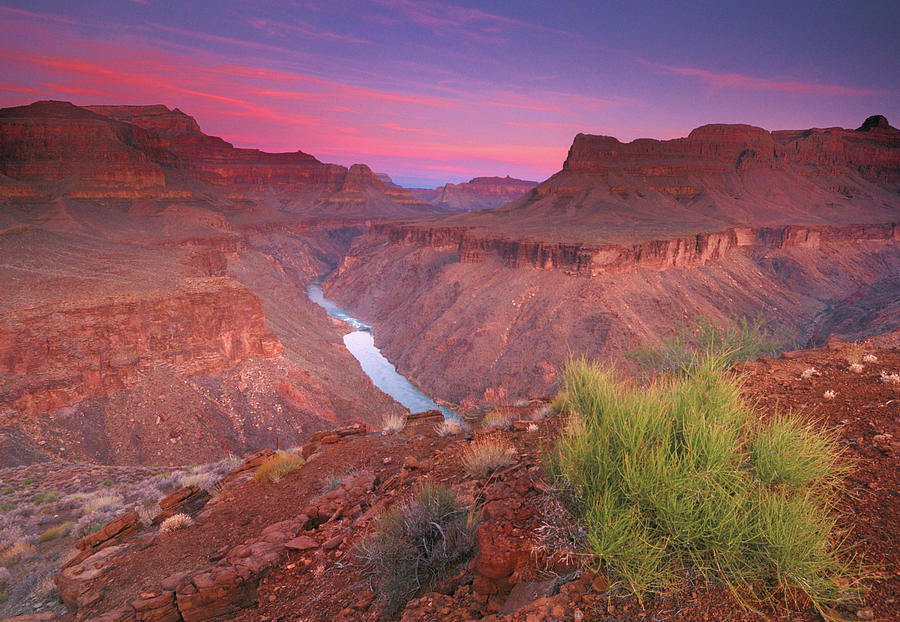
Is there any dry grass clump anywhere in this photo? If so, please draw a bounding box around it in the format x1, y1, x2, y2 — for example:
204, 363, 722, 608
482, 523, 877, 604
481, 410, 512, 430
550, 356, 857, 615
159, 513, 192, 534
38, 521, 75, 542
0, 541, 35, 566
357, 483, 477, 618
381, 413, 406, 435
435, 420, 465, 436
254, 451, 304, 483
81, 493, 122, 515
461, 436, 517, 478
844, 343, 865, 365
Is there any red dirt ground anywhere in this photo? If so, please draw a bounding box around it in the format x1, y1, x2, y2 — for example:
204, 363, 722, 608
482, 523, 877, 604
59, 344, 899, 622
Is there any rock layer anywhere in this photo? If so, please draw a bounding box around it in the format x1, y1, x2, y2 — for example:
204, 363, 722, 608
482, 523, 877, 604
325, 117, 900, 404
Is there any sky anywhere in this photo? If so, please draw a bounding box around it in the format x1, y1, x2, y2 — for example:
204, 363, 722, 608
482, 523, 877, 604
0, 1, 897, 187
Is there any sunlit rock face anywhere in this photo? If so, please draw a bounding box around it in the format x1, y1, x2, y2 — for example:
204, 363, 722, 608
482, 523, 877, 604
325, 118, 900, 405
0, 101, 423, 466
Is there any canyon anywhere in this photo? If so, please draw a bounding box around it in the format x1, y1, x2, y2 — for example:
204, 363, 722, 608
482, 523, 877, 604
0, 101, 435, 466
324, 116, 900, 404
3, 102, 900, 457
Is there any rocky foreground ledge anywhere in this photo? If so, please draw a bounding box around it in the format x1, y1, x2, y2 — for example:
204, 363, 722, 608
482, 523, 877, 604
0, 345, 897, 622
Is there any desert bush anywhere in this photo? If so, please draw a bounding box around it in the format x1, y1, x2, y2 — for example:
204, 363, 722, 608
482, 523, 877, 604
844, 342, 865, 365
0, 541, 35, 567
254, 451, 304, 483
160, 513, 192, 534
32, 490, 58, 506
155, 470, 186, 491
38, 521, 75, 543
381, 413, 406, 435
435, 420, 464, 437
549, 356, 856, 615
461, 436, 516, 478
357, 483, 476, 618
481, 410, 512, 430
625, 315, 781, 379
751, 413, 847, 489
179, 471, 216, 490
81, 493, 122, 516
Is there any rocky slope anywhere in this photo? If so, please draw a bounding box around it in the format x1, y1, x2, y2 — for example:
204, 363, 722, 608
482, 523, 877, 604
409, 176, 538, 212
0, 101, 427, 466
325, 116, 900, 405
2, 345, 893, 621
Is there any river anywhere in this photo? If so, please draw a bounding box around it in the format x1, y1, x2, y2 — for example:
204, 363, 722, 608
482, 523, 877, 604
307, 282, 458, 421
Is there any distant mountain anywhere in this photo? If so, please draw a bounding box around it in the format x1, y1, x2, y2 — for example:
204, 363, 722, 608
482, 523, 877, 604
409, 176, 538, 211
1, 100, 435, 221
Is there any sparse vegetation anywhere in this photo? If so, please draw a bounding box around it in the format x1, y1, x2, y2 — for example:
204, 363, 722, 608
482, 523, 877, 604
0, 541, 35, 567
481, 410, 512, 430
801, 367, 820, 379
844, 342, 865, 365
625, 315, 781, 379
81, 493, 122, 515
381, 413, 406, 435
159, 513, 192, 534
549, 356, 857, 615
357, 483, 477, 618
461, 435, 516, 477
38, 521, 75, 542
32, 490, 58, 506
435, 419, 464, 436
254, 451, 304, 483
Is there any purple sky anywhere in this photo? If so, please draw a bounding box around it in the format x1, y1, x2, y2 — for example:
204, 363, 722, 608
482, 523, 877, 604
1, 1, 897, 187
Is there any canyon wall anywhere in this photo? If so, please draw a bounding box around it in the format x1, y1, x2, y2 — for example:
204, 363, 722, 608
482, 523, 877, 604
325, 116, 900, 406
0, 101, 415, 466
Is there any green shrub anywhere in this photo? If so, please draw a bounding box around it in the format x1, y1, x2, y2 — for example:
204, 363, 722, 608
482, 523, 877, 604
549, 356, 856, 615
254, 451, 304, 483
33, 490, 58, 505
39, 521, 75, 542
751, 413, 847, 489
625, 315, 781, 379
357, 483, 477, 618
0, 502, 14, 512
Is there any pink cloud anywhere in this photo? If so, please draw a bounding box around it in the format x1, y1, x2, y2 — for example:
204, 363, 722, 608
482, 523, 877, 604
647, 61, 877, 97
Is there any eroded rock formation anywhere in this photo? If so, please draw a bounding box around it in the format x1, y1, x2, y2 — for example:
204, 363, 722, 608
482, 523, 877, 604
325, 117, 900, 405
